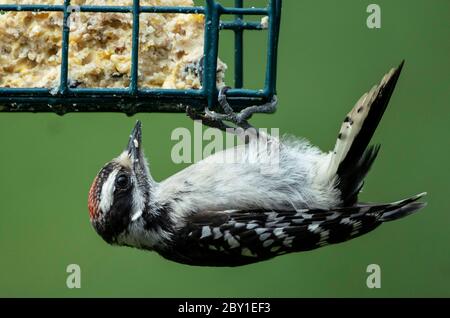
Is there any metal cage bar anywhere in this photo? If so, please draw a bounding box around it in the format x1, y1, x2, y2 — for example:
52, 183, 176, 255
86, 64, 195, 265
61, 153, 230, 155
203, 0, 221, 109
0, 0, 282, 114
234, 0, 244, 89
59, 0, 71, 95
130, 0, 140, 95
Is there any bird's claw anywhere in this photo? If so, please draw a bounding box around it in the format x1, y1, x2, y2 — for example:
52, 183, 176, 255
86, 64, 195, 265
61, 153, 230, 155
204, 86, 279, 132
187, 86, 278, 139
186, 104, 235, 132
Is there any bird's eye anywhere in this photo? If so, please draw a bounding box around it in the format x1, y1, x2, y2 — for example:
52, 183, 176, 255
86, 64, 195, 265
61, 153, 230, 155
116, 174, 130, 189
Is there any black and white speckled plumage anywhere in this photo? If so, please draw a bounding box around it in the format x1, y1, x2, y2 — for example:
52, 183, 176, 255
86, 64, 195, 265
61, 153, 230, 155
159, 193, 425, 266
88, 62, 427, 266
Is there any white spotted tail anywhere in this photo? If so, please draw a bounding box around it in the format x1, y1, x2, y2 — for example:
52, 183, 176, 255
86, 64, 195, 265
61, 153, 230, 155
320, 61, 405, 205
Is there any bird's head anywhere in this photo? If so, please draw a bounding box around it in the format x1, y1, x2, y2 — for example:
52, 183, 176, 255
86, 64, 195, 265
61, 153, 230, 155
88, 121, 153, 244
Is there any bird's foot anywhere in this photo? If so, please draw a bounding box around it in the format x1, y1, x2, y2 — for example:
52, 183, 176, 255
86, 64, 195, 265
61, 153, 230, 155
186, 86, 278, 139
186, 104, 235, 132
206, 86, 278, 131
206, 87, 279, 131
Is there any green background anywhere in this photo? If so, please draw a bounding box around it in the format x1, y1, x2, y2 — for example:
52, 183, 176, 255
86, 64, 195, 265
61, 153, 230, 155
0, 0, 449, 297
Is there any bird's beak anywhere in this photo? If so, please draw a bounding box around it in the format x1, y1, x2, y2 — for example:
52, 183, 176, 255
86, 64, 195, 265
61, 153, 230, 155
126, 120, 145, 170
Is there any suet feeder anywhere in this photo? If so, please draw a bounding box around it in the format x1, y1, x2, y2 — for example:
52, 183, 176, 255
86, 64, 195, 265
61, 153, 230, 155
0, 0, 282, 115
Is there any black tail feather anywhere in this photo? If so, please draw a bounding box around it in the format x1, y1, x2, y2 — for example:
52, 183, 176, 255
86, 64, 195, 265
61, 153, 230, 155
338, 144, 380, 205
337, 61, 404, 205
379, 193, 427, 221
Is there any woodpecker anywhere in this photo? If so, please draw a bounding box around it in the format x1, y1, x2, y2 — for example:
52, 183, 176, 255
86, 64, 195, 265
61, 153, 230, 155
88, 61, 426, 266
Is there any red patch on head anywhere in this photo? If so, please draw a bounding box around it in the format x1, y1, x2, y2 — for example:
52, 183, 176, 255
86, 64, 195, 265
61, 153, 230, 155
88, 176, 100, 220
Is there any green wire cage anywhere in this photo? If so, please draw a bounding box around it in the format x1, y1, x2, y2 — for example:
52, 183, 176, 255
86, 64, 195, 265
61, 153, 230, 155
0, 0, 282, 115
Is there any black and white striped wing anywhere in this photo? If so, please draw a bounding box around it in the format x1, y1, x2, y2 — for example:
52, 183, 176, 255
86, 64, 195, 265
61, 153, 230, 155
162, 194, 425, 267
